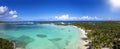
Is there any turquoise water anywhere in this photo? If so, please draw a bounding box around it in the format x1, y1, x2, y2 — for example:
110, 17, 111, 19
0, 24, 80, 49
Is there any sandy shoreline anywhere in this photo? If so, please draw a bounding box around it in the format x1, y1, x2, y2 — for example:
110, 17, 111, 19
72, 26, 89, 49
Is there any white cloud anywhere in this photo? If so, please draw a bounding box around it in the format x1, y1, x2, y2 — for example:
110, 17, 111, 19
0, 6, 18, 20
0, 6, 8, 15
54, 14, 77, 20
78, 16, 102, 20
12, 15, 18, 18
9, 10, 17, 15
53, 14, 102, 20
109, 0, 120, 10
55, 14, 69, 20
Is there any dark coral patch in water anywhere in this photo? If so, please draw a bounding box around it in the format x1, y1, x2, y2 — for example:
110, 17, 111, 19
36, 34, 47, 38
48, 38, 62, 41
15, 35, 34, 48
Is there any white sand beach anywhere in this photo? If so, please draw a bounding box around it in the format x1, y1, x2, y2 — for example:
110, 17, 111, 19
73, 26, 89, 49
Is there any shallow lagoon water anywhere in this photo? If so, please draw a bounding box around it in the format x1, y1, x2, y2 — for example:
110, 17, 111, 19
0, 24, 80, 49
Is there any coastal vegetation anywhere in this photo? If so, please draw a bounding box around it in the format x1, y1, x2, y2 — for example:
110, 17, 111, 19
73, 21, 120, 49
0, 38, 13, 49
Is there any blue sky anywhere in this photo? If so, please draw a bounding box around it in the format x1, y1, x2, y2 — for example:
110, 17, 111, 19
0, 0, 120, 21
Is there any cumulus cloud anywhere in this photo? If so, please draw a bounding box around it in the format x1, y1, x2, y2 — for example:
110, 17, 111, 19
11, 15, 18, 18
78, 16, 102, 20
53, 14, 102, 21
9, 10, 18, 18
54, 14, 77, 20
55, 14, 69, 20
109, 0, 120, 11
9, 10, 17, 15
0, 6, 18, 20
0, 6, 8, 15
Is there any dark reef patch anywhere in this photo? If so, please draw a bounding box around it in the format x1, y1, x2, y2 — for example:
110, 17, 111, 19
15, 35, 34, 48
48, 38, 62, 41
36, 34, 47, 38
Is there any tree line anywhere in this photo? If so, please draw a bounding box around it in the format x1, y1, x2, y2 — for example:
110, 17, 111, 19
73, 21, 120, 49
0, 38, 13, 49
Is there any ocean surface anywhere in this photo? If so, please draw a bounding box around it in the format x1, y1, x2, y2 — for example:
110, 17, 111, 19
0, 24, 80, 49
